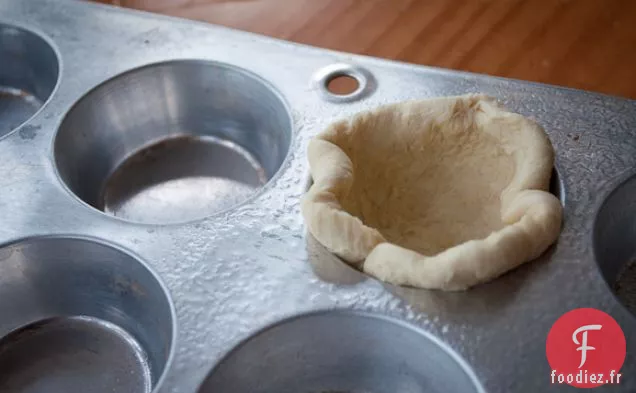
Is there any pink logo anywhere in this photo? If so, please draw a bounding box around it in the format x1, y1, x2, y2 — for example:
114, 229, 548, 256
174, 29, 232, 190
546, 308, 626, 388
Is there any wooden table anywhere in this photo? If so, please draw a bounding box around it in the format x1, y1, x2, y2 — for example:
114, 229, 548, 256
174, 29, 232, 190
92, 0, 636, 99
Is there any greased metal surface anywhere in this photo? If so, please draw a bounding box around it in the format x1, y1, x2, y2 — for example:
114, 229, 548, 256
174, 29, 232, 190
0, 1, 635, 392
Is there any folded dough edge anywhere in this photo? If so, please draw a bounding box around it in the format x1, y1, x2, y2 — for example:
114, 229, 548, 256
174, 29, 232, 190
301, 94, 563, 290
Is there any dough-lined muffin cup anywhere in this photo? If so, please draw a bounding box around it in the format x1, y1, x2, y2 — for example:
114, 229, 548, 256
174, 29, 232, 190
302, 94, 563, 291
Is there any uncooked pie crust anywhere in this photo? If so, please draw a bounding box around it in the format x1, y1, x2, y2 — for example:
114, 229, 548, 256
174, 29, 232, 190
301, 94, 562, 291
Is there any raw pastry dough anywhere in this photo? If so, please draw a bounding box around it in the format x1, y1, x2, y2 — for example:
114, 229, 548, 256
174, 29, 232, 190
301, 94, 562, 291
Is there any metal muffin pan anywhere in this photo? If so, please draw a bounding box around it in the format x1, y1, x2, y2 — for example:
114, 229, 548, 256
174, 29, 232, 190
1, 0, 636, 392
0, 237, 175, 393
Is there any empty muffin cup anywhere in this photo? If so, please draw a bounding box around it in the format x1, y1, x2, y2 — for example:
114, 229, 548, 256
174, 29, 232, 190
197, 311, 484, 393
0, 236, 175, 393
0, 24, 59, 137
594, 174, 636, 316
54, 60, 292, 224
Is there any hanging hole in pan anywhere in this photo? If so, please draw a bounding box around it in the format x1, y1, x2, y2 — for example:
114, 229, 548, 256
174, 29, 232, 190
326, 74, 360, 96
313, 64, 374, 103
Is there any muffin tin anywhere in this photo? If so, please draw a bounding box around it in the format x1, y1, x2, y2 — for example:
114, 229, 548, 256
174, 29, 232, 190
1, 0, 635, 392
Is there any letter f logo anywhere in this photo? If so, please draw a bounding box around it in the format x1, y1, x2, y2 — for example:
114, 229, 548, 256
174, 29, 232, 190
547, 308, 626, 388
573, 324, 602, 368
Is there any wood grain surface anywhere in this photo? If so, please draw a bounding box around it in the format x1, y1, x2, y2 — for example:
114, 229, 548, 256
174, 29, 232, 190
92, 0, 636, 99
